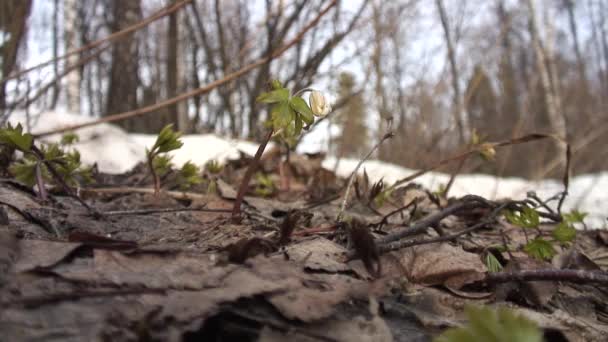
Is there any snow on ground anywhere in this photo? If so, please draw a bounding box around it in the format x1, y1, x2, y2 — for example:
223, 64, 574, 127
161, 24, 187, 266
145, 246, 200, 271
8, 111, 608, 228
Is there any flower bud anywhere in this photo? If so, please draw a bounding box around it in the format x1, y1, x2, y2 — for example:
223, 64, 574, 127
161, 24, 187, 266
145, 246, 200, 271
309, 90, 331, 117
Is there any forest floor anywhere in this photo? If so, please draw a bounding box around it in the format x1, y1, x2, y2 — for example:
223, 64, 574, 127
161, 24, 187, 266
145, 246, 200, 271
1, 143, 608, 341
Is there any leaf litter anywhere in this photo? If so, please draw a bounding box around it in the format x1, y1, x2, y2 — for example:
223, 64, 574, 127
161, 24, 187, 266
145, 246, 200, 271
0, 147, 608, 341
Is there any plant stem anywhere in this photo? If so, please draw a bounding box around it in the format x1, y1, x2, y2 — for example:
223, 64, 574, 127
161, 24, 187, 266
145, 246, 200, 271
231, 129, 273, 222
147, 152, 160, 196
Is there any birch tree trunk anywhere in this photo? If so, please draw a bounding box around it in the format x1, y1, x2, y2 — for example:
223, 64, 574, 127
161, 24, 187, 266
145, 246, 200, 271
64, 0, 81, 113
525, 0, 567, 152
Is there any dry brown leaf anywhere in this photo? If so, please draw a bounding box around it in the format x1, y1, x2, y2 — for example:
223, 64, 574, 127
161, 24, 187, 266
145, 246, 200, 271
284, 237, 349, 272
399, 243, 487, 289
15, 239, 82, 272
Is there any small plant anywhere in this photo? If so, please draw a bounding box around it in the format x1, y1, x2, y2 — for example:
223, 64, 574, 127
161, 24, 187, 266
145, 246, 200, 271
0, 124, 92, 199
205, 160, 223, 174
146, 124, 183, 195
435, 305, 543, 342
254, 173, 276, 197
504, 205, 580, 261
485, 252, 503, 273
231, 80, 330, 221
177, 161, 202, 190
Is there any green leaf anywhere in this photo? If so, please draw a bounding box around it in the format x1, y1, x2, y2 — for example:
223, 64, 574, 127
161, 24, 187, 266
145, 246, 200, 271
152, 124, 183, 154
563, 210, 587, 224
9, 159, 39, 187
152, 154, 173, 177
505, 206, 539, 229
0, 123, 34, 152
289, 96, 314, 125
435, 306, 543, 342
256, 88, 289, 104
552, 222, 576, 243
178, 161, 202, 190
60, 132, 79, 145
485, 253, 503, 273
524, 238, 556, 261
205, 160, 223, 174
270, 101, 295, 131
294, 116, 303, 136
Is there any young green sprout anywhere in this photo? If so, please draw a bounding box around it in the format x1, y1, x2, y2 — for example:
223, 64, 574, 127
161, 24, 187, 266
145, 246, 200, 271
231, 80, 330, 221
147, 124, 183, 195
0, 124, 92, 200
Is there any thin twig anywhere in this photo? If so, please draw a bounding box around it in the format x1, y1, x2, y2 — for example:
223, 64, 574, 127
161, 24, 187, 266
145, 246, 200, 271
485, 269, 608, 285
376, 202, 511, 255
102, 207, 232, 216
337, 132, 393, 222
376, 195, 494, 245
370, 197, 421, 229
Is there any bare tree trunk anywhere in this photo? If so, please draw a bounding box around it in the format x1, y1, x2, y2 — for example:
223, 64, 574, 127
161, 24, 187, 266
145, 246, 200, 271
51, 0, 60, 109
0, 0, 32, 111
588, 0, 607, 98
525, 0, 567, 155
564, 0, 587, 87
599, 0, 608, 94
435, 0, 465, 145
64, 0, 81, 113
106, 0, 141, 131
165, 0, 181, 131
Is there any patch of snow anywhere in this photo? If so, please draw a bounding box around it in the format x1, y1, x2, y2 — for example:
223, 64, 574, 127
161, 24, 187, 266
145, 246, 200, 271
7, 111, 607, 228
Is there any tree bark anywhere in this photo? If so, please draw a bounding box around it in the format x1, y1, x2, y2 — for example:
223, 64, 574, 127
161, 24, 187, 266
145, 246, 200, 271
105, 0, 142, 132
0, 0, 32, 111
525, 0, 567, 152
64, 0, 81, 113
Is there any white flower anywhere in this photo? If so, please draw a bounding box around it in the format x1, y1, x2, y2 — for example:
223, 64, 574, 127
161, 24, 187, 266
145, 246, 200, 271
309, 90, 332, 117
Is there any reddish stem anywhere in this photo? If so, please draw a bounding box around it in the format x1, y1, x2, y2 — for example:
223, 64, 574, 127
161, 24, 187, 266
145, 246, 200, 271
231, 130, 273, 222
147, 153, 161, 196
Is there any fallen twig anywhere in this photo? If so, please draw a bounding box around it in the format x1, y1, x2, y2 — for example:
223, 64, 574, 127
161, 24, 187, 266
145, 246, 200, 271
485, 269, 608, 285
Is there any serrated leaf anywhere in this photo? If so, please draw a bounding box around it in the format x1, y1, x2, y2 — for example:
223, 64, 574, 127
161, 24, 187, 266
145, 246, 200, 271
289, 96, 314, 125
9, 159, 39, 187
256, 88, 289, 104
0, 123, 34, 152
552, 222, 576, 243
435, 306, 543, 342
524, 238, 556, 261
505, 207, 539, 229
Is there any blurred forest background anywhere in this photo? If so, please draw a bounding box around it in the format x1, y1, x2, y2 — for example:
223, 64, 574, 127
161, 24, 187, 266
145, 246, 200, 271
1, 0, 607, 179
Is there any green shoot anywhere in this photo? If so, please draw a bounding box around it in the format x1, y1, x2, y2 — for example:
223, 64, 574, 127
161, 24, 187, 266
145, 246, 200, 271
524, 237, 556, 261
177, 161, 202, 190
147, 124, 183, 195
205, 160, 223, 174
254, 173, 276, 197
485, 253, 503, 273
